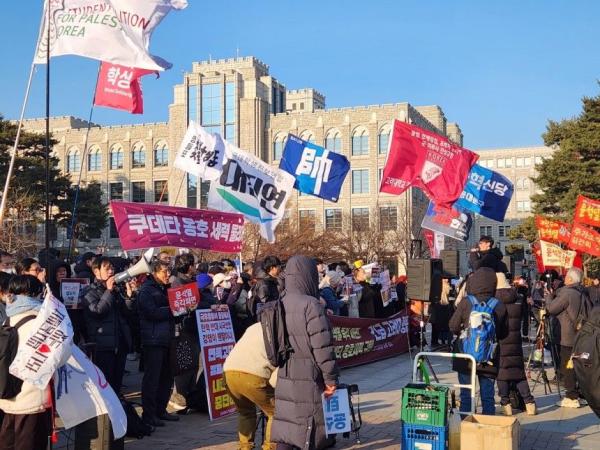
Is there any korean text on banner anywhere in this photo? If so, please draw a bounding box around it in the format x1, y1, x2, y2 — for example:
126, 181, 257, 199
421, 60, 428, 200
35, 0, 188, 71
279, 134, 350, 202
322, 388, 352, 436
196, 306, 237, 420
421, 201, 472, 241
94, 62, 156, 114
535, 216, 572, 245
10, 289, 74, 389
539, 240, 578, 268
54, 346, 127, 439
174, 122, 225, 181
380, 120, 479, 207
60, 278, 90, 309
568, 222, 600, 258
110, 201, 244, 253
168, 283, 200, 316
454, 164, 513, 222
208, 141, 295, 243
574, 195, 600, 228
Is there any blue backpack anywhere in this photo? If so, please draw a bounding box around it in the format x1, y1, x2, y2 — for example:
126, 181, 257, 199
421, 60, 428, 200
459, 295, 499, 364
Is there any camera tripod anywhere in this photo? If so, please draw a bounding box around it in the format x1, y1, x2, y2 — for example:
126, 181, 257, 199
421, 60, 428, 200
525, 312, 561, 398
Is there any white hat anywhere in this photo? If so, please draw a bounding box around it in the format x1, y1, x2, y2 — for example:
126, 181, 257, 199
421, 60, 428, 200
212, 273, 232, 287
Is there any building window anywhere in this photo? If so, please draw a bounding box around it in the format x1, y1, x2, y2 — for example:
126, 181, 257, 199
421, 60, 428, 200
109, 182, 123, 201
299, 209, 316, 230
187, 174, 197, 208
273, 135, 286, 160
516, 157, 531, 168
352, 169, 369, 194
499, 225, 511, 238
480, 159, 494, 168
378, 129, 390, 154
201, 83, 222, 134
131, 142, 146, 169
479, 225, 492, 237
325, 131, 342, 153
352, 128, 369, 156
225, 81, 236, 142
300, 102, 304, 110
200, 180, 210, 208
67, 147, 81, 173
131, 181, 145, 203
109, 217, 118, 239
154, 180, 168, 203
154, 142, 168, 167
534, 156, 544, 165
379, 206, 397, 231
300, 132, 314, 144
110, 145, 124, 170
517, 201, 531, 212
497, 159, 505, 168
87, 147, 101, 172
352, 207, 370, 231
292, 103, 296, 111
279, 210, 290, 231
325, 208, 342, 231
517, 178, 530, 190
505, 158, 512, 167
188, 84, 199, 123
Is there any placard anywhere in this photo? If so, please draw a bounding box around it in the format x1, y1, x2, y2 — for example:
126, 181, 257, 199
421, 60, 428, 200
322, 388, 352, 436
60, 278, 90, 309
168, 283, 200, 317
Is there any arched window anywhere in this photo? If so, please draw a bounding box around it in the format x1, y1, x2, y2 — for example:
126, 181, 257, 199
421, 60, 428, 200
325, 129, 342, 153
154, 141, 168, 167
378, 125, 391, 154
87, 146, 102, 172
352, 127, 369, 156
299, 131, 315, 144
110, 144, 124, 170
131, 142, 146, 169
272, 134, 287, 161
67, 147, 81, 173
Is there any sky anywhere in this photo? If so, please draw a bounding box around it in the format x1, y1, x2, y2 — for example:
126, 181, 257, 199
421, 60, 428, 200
1, 0, 599, 149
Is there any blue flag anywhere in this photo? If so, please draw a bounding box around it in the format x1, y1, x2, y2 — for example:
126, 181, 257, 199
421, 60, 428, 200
279, 134, 350, 202
454, 164, 514, 222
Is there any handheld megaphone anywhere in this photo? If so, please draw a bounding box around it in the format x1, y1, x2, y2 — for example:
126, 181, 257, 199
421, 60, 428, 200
114, 248, 155, 283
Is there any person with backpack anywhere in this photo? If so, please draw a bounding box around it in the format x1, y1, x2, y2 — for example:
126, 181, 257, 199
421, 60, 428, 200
0, 275, 52, 450
546, 267, 591, 408
271, 255, 339, 450
449, 267, 508, 415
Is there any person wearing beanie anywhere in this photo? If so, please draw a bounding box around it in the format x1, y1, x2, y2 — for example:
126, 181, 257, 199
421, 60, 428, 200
449, 267, 508, 415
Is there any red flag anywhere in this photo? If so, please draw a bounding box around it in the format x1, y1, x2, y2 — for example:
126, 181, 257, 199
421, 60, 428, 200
568, 222, 600, 258
534, 216, 571, 244
574, 194, 600, 228
380, 120, 478, 207
94, 62, 156, 114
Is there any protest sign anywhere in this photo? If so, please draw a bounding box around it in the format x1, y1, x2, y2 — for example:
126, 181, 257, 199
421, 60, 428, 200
329, 311, 409, 369
60, 278, 90, 309
174, 122, 225, 181
421, 201, 472, 241
94, 62, 156, 114
208, 141, 295, 243
10, 289, 74, 389
574, 194, 600, 228
535, 216, 572, 245
110, 201, 244, 253
322, 388, 352, 436
568, 222, 600, 258
168, 283, 200, 316
380, 120, 478, 207
540, 240, 577, 268
196, 306, 237, 420
454, 164, 513, 222
279, 134, 350, 202
54, 346, 127, 439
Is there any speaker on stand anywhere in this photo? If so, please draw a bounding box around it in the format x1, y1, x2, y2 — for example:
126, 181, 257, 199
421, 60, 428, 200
440, 250, 460, 279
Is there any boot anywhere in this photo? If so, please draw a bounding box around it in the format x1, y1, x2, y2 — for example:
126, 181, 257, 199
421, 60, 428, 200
502, 404, 513, 416
526, 402, 537, 415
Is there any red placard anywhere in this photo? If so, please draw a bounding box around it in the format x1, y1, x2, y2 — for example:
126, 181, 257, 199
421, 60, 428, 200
574, 195, 600, 228
94, 62, 156, 114
110, 201, 244, 253
167, 283, 200, 316
568, 222, 600, 258
535, 216, 571, 244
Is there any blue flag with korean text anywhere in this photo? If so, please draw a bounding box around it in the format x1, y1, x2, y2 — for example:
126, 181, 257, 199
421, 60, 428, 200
454, 163, 514, 222
279, 134, 350, 202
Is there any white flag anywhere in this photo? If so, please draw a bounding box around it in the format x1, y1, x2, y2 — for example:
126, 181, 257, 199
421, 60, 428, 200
34, 0, 188, 71
208, 141, 295, 243
174, 122, 225, 181
54, 346, 127, 439
9, 288, 74, 389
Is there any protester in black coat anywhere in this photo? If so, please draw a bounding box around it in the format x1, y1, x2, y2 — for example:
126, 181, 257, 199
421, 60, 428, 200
468, 235, 508, 273
74, 252, 95, 283
430, 279, 455, 347
587, 276, 600, 307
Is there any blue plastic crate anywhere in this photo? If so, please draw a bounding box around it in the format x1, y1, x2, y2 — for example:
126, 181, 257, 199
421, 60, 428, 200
401, 422, 448, 450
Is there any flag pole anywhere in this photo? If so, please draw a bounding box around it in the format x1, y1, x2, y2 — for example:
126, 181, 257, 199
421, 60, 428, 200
44, 0, 51, 266
66, 62, 102, 263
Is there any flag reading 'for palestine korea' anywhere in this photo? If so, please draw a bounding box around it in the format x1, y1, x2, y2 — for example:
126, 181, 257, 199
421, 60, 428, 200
94, 62, 156, 114
208, 141, 295, 243
10, 288, 74, 390
380, 120, 479, 207
279, 134, 350, 202
34, 0, 188, 71
174, 122, 226, 181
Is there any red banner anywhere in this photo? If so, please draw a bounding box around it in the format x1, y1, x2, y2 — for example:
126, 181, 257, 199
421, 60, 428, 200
535, 216, 571, 244
329, 311, 409, 369
110, 201, 244, 253
94, 62, 156, 114
531, 241, 546, 272
167, 283, 200, 317
569, 222, 600, 258
574, 195, 600, 228
380, 120, 478, 207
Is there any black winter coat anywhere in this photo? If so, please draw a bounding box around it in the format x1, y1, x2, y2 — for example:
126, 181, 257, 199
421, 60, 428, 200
496, 287, 527, 382
82, 280, 132, 353
358, 282, 384, 318
587, 285, 600, 307
468, 247, 507, 273
253, 275, 280, 304
271, 256, 339, 450
138, 276, 174, 347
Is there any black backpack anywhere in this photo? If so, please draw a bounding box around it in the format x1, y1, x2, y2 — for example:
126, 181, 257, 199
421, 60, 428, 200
572, 306, 600, 418
258, 299, 293, 367
0, 315, 36, 399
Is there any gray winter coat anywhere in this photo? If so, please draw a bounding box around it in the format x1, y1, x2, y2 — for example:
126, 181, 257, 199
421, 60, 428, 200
546, 283, 589, 347
271, 256, 339, 450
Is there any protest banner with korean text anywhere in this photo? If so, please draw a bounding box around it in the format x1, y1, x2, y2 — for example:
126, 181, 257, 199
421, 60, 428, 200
540, 240, 577, 268
322, 388, 352, 436
380, 120, 479, 207
535, 216, 572, 245
208, 141, 295, 243
174, 122, 225, 181
60, 278, 90, 309
110, 201, 244, 253
421, 201, 472, 241
574, 195, 600, 228
568, 222, 600, 258
94, 62, 156, 114
167, 283, 200, 316
196, 306, 237, 420
279, 134, 350, 202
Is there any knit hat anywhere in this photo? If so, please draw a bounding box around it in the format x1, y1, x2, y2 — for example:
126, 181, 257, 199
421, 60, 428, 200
496, 272, 511, 290
466, 267, 497, 299
196, 273, 212, 289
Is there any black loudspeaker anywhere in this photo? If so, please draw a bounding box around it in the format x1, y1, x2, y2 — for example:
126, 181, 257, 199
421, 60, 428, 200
406, 259, 443, 302
440, 250, 460, 278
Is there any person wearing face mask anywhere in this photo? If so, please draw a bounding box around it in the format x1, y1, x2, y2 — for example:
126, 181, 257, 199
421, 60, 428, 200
0, 251, 16, 275
213, 272, 233, 303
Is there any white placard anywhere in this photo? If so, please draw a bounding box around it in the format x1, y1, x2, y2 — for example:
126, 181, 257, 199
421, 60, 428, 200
322, 388, 352, 436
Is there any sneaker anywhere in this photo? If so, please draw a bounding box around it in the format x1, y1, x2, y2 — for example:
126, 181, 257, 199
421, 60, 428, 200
525, 402, 537, 415
579, 398, 588, 406
556, 398, 582, 408
502, 404, 513, 416
158, 412, 180, 422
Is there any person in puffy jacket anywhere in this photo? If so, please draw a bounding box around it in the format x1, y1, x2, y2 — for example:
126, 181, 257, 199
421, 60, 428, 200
319, 270, 346, 316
